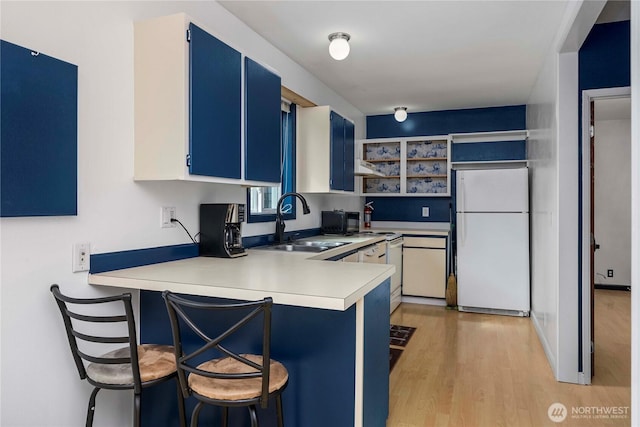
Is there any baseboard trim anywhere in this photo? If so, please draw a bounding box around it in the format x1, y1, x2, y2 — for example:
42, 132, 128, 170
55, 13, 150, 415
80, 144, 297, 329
531, 311, 558, 379
400, 296, 447, 306
595, 284, 631, 291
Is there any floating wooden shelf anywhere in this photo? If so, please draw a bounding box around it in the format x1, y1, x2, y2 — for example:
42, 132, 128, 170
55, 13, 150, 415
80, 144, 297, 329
364, 175, 400, 179
364, 158, 401, 163
406, 157, 447, 161
407, 174, 447, 179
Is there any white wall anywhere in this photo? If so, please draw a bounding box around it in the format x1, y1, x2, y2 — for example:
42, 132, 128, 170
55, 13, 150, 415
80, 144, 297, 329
630, 1, 639, 423
527, 46, 560, 376
0, 2, 363, 425
594, 117, 632, 286
526, 0, 602, 384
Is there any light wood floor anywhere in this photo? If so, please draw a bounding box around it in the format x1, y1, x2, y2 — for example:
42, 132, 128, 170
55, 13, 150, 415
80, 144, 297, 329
388, 289, 631, 426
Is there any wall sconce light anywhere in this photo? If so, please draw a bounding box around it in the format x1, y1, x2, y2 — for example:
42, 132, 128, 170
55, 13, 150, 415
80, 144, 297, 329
394, 107, 408, 122
328, 32, 351, 61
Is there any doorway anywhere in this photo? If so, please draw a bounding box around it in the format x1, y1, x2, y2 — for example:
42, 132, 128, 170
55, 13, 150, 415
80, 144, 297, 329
581, 86, 631, 383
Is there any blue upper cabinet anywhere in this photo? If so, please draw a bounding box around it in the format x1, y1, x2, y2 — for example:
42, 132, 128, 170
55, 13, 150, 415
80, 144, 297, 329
1, 40, 78, 217
189, 23, 241, 179
330, 111, 346, 190
343, 119, 355, 192
244, 57, 281, 183
330, 111, 355, 192
297, 106, 355, 193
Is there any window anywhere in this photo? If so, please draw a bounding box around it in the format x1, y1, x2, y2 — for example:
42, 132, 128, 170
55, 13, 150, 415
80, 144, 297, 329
247, 101, 296, 223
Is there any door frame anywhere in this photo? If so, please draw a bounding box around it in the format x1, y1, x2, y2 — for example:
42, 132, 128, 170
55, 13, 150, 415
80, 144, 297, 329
580, 86, 631, 384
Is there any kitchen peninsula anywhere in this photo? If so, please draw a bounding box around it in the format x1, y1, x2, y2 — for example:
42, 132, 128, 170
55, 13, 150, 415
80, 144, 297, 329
88, 235, 394, 427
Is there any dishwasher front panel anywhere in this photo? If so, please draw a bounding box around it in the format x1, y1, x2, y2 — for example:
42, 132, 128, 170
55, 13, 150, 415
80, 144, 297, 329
402, 246, 446, 298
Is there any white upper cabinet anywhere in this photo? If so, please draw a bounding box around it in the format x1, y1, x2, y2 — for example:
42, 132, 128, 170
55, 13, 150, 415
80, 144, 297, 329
133, 13, 280, 185
297, 106, 355, 193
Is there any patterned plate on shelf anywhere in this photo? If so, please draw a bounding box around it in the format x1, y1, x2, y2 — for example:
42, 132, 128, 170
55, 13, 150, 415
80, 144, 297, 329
406, 177, 447, 193
366, 143, 401, 160
407, 140, 447, 159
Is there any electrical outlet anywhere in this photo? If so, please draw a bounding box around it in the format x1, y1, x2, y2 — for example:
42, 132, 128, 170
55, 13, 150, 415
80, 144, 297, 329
72, 242, 91, 272
607, 269, 614, 278
161, 207, 176, 228
422, 207, 430, 217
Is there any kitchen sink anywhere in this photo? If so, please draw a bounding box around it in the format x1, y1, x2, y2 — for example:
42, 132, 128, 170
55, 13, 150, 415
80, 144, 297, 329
294, 241, 349, 248
259, 240, 350, 253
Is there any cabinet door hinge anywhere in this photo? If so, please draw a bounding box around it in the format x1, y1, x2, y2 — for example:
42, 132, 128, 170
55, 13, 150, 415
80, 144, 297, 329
589, 125, 595, 138
186, 154, 191, 167
186, 29, 191, 42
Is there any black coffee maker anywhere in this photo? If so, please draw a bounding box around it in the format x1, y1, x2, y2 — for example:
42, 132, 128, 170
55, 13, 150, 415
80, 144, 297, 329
199, 203, 247, 258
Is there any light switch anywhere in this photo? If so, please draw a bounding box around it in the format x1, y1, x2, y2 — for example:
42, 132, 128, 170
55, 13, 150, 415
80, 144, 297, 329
422, 207, 430, 217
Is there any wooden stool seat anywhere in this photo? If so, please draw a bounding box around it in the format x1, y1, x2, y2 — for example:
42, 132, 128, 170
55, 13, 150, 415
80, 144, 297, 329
163, 291, 288, 426
189, 354, 288, 401
50, 285, 186, 427
87, 344, 177, 385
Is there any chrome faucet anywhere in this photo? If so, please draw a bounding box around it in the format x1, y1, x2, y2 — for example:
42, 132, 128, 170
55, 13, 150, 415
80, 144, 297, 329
275, 192, 310, 244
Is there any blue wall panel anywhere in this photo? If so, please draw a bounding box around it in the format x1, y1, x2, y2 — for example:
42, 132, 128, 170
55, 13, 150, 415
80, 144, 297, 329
89, 243, 199, 273
451, 140, 526, 162
367, 105, 526, 139
579, 21, 631, 91
365, 197, 452, 223
1, 40, 77, 217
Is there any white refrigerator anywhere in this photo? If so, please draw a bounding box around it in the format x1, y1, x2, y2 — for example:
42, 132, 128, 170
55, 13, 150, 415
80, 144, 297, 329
456, 168, 530, 316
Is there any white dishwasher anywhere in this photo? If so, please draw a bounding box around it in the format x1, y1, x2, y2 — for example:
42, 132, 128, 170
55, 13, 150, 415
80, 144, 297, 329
358, 242, 386, 264
402, 236, 446, 298
358, 234, 403, 313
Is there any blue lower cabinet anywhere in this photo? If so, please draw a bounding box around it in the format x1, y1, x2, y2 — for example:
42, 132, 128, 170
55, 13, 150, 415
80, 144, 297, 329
139, 280, 390, 426
1, 40, 77, 217
364, 279, 390, 427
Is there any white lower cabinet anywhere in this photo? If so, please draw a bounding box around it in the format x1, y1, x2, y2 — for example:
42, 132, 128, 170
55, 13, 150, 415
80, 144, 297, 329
402, 237, 446, 298
341, 252, 359, 263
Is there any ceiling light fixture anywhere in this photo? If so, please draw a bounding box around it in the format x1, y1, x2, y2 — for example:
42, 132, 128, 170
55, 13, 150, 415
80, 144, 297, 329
328, 32, 351, 61
394, 107, 408, 122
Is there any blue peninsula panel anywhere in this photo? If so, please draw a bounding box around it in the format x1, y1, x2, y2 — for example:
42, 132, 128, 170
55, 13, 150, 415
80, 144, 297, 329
139, 290, 362, 427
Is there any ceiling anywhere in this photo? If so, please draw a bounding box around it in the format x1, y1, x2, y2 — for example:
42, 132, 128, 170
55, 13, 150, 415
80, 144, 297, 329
219, 0, 571, 116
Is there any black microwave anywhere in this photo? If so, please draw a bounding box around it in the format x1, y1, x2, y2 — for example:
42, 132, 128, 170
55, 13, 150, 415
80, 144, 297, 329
321, 210, 360, 235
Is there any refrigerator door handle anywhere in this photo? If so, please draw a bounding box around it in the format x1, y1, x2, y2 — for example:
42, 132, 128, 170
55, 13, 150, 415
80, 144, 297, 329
459, 176, 465, 246
459, 175, 465, 215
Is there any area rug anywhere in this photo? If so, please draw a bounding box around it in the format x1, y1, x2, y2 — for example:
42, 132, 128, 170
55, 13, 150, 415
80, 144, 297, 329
390, 324, 416, 347
389, 347, 403, 372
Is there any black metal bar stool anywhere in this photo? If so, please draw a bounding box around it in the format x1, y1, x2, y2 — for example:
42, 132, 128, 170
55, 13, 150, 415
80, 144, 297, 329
50, 284, 186, 427
162, 291, 288, 427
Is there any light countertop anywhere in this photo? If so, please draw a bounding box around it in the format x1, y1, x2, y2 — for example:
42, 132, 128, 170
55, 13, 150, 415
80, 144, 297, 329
89, 235, 394, 311
368, 228, 449, 237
